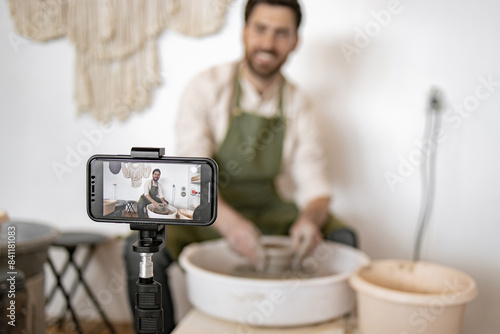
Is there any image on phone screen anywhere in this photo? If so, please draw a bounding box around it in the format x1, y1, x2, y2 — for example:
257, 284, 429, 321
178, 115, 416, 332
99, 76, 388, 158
88, 157, 217, 225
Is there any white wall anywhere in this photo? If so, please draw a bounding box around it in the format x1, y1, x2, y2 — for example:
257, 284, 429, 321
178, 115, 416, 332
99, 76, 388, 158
1, 0, 499, 332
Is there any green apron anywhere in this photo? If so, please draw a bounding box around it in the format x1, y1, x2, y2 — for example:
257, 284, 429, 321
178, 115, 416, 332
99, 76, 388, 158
166, 69, 344, 260
138, 180, 161, 206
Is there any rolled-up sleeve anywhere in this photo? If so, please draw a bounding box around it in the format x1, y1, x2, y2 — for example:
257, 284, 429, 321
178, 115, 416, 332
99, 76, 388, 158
282, 93, 333, 208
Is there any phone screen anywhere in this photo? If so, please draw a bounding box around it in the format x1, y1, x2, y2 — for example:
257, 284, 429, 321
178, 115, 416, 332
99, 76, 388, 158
87, 155, 217, 226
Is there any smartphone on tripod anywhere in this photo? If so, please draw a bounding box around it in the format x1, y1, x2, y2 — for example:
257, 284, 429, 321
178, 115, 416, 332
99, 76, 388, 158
87, 153, 217, 226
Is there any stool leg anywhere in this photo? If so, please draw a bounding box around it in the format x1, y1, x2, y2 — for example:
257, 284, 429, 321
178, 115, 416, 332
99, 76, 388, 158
67, 245, 94, 299
46, 253, 72, 305
70, 246, 116, 334
47, 255, 83, 334
126, 202, 137, 217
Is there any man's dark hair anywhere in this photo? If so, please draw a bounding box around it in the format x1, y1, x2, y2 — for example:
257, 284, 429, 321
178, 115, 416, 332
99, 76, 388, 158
245, 0, 302, 29
152, 168, 161, 175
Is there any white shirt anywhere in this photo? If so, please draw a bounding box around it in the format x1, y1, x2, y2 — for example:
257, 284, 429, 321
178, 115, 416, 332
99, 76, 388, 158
175, 61, 332, 208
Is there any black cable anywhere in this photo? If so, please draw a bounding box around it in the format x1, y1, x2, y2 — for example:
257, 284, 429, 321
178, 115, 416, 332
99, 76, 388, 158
413, 87, 443, 262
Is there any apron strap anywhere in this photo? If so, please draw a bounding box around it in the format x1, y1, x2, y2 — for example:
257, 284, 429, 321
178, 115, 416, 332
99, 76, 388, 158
232, 65, 285, 119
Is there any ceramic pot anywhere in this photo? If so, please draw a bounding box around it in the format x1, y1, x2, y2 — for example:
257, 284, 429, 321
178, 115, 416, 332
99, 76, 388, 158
261, 237, 294, 274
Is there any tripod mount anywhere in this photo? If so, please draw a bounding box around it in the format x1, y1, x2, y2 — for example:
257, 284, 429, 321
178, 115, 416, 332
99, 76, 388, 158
130, 147, 166, 334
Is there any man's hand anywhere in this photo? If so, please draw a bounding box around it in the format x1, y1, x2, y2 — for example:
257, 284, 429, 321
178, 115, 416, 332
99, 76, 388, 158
213, 197, 264, 267
290, 218, 323, 267
289, 197, 331, 266
226, 221, 264, 266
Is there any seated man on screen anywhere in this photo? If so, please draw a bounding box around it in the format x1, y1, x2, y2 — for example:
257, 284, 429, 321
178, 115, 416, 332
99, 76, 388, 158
137, 168, 168, 218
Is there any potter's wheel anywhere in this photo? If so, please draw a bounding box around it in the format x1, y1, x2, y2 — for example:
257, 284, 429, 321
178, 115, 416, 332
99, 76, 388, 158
179, 236, 370, 327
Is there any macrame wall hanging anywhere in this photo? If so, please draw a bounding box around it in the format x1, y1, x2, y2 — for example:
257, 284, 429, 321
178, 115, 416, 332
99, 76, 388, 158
7, 0, 234, 122
121, 162, 151, 188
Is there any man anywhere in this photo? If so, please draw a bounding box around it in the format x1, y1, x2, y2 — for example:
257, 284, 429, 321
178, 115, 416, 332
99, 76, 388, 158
137, 168, 168, 218
125, 1, 357, 332
171, 0, 357, 263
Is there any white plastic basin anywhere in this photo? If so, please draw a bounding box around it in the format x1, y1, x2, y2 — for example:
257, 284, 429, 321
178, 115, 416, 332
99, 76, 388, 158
349, 259, 478, 334
146, 204, 177, 219
179, 236, 370, 327
103, 199, 117, 216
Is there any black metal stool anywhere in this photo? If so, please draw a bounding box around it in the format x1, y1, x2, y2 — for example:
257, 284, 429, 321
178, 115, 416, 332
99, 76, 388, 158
46, 232, 116, 334
124, 200, 137, 217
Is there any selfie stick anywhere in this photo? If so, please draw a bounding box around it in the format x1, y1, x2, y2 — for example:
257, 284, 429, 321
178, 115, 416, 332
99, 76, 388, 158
130, 147, 166, 334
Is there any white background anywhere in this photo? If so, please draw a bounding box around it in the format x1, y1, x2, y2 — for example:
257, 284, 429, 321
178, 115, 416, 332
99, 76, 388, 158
0, 0, 499, 332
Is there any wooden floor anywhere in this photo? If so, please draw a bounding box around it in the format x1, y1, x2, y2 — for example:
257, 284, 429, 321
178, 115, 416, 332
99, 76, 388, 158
47, 321, 135, 334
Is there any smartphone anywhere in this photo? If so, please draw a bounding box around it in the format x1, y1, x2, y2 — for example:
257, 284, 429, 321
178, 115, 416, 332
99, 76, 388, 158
87, 154, 218, 226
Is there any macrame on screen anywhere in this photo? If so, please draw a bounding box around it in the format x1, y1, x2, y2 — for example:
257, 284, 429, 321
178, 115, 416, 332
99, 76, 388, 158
6, 0, 234, 122
121, 162, 151, 188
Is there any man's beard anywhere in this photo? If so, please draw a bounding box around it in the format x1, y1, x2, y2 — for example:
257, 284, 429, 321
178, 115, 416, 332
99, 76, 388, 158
245, 50, 284, 79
